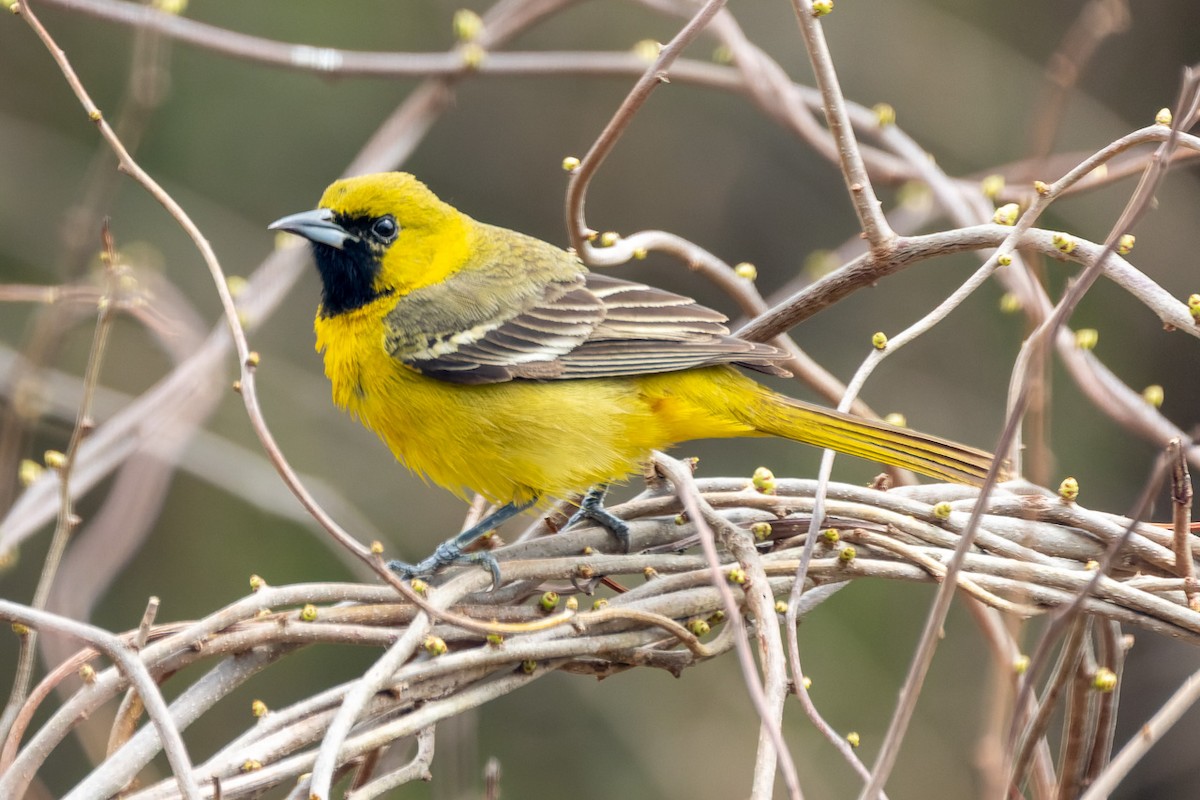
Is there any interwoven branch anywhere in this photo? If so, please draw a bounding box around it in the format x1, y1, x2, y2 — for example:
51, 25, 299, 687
3, 476, 1196, 799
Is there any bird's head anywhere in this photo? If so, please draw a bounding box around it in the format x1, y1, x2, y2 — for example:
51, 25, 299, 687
269, 172, 471, 317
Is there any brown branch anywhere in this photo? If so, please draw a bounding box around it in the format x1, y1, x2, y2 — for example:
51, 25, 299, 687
1169, 440, 1197, 609
789, 0, 894, 250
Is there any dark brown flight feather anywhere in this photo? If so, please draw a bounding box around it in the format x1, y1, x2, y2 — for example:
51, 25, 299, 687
390, 270, 790, 385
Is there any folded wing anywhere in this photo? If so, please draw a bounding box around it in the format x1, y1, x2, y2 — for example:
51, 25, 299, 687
389, 269, 789, 384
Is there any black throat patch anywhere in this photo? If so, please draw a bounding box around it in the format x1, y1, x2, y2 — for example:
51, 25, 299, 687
312, 238, 390, 317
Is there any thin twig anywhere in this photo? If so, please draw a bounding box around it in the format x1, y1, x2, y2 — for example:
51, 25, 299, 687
1011, 619, 1089, 791
1055, 641, 1099, 798
652, 452, 802, 800
307, 570, 487, 799
0, 600, 201, 800
1084, 623, 1128, 786
862, 66, 1200, 800
1004, 445, 1176, 795
725, 527, 792, 800
1082, 621, 1125, 788
565, 0, 728, 253
1080, 667, 1200, 800
10, 0, 381, 577
1169, 440, 1197, 609
789, 0, 893, 249
343, 725, 435, 800
0, 218, 120, 741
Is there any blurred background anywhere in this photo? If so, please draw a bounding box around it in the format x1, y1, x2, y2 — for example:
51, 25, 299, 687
1, 0, 1199, 797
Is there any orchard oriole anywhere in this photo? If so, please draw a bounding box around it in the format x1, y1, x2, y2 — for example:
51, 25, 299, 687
270, 172, 997, 582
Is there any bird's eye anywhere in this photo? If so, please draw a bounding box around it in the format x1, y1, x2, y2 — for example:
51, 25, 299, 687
371, 216, 399, 242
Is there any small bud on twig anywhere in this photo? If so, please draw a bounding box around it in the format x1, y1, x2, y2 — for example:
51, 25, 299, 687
750, 521, 772, 541
752, 466, 776, 494
993, 203, 1020, 226
460, 43, 485, 69
1092, 667, 1117, 692
1052, 232, 1077, 254
1187, 294, 1200, 322
43, 450, 66, 471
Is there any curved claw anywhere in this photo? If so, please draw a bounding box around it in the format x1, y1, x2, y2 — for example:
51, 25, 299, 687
462, 551, 503, 591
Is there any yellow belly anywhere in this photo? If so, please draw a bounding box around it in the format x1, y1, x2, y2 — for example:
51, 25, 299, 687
314, 305, 755, 505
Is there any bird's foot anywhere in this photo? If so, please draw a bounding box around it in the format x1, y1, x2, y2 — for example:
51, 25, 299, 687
387, 539, 502, 590
565, 485, 631, 553
386, 499, 534, 591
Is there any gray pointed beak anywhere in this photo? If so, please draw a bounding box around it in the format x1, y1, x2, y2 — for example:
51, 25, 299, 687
268, 208, 360, 250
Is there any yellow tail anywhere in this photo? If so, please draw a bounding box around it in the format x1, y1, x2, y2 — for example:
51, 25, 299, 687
739, 391, 999, 486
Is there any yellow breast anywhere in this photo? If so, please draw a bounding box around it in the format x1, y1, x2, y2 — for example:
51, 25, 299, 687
314, 301, 755, 506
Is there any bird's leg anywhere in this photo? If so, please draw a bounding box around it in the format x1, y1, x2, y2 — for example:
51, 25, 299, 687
565, 484, 631, 553
388, 498, 536, 589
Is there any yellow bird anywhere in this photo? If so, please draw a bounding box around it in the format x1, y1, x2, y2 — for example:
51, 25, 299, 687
270, 172, 996, 582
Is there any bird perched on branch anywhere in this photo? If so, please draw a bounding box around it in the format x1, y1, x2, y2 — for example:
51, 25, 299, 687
270, 172, 997, 583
